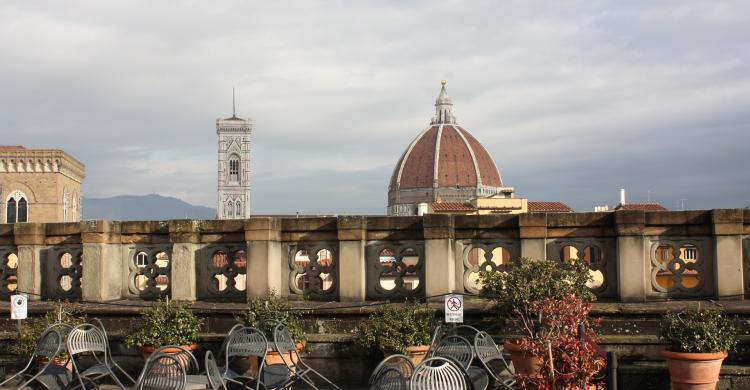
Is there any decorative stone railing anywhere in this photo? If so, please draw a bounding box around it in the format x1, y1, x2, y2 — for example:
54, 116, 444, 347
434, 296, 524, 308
0, 209, 748, 303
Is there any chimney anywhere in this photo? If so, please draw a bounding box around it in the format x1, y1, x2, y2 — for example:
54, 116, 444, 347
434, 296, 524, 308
619, 188, 626, 205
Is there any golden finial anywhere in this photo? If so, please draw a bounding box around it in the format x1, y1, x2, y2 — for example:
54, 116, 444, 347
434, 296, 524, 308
441, 80, 447, 86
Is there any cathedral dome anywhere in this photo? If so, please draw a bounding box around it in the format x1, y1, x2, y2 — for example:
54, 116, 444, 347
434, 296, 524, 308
387, 82, 508, 216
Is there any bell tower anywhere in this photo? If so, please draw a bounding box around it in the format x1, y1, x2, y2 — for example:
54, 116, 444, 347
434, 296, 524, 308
217, 89, 252, 219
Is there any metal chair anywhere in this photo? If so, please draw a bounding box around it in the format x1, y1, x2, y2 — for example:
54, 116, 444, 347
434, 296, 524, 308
433, 335, 474, 369
67, 323, 127, 390
151, 345, 200, 375
474, 331, 516, 390
205, 350, 228, 390
83, 318, 137, 384
0, 327, 68, 389
367, 354, 414, 390
426, 325, 443, 357
447, 325, 481, 341
134, 352, 187, 390
220, 326, 273, 390
410, 356, 472, 390
273, 322, 341, 390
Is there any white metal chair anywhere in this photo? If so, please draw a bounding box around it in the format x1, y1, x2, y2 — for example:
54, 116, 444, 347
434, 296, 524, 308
0, 327, 69, 389
367, 354, 414, 390
410, 356, 472, 390
151, 345, 200, 375
205, 350, 228, 390
67, 323, 127, 389
474, 331, 516, 390
273, 322, 341, 390
220, 326, 273, 390
86, 318, 137, 385
434, 335, 488, 390
134, 352, 187, 390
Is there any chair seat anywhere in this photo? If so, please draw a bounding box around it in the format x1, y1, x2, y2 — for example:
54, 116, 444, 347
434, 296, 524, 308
467, 367, 489, 390
79, 363, 112, 378
259, 363, 291, 389
185, 375, 210, 390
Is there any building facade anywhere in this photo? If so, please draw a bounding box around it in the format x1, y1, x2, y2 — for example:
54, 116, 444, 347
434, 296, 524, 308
388, 81, 514, 216
0, 146, 85, 223
217, 106, 252, 219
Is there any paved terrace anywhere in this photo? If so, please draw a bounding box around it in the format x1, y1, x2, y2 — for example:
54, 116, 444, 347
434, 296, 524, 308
1, 209, 750, 387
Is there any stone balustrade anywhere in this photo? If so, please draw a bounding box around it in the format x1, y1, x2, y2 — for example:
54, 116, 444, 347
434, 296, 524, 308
0, 209, 748, 304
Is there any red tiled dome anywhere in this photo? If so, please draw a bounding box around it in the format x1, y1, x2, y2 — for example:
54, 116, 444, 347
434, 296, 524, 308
389, 124, 502, 191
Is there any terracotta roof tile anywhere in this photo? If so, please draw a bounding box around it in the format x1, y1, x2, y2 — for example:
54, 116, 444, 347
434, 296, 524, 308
528, 201, 574, 213
615, 203, 668, 211
0, 145, 26, 150
429, 202, 474, 211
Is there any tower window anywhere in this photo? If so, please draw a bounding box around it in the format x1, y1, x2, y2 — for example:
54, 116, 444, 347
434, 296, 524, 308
236, 201, 242, 217
18, 198, 27, 222
229, 156, 240, 183
6, 198, 16, 223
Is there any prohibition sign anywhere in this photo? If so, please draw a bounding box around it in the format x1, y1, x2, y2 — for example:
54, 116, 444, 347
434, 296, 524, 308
447, 296, 462, 311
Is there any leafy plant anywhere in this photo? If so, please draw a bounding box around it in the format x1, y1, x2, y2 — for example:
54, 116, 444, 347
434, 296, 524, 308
355, 300, 439, 355
515, 296, 606, 389
660, 309, 738, 353
236, 290, 306, 344
13, 301, 86, 359
479, 258, 594, 339
124, 300, 203, 348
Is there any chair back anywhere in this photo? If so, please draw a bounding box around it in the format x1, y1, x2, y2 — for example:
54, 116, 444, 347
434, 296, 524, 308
205, 350, 227, 390
226, 326, 268, 359
34, 328, 64, 361
410, 357, 469, 390
151, 345, 199, 375
434, 335, 473, 369
369, 367, 408, 390
67, 324, 108, 356
368, 354, 414, 389
474, 331, 514, 381
273, 323, 297, 354
426, 325, 443, 357
447, 325, 480, 340
138, 353, 187, 390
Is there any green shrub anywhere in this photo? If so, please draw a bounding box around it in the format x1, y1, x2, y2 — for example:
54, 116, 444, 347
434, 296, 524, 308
124, 300, 203, 348
356, 300, 439, 355
660, 310, 738, 353
479, 258, 594, 339
236, 290, 306, 344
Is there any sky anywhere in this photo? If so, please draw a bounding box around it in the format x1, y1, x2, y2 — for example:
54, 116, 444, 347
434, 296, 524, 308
1, 1, 749, 214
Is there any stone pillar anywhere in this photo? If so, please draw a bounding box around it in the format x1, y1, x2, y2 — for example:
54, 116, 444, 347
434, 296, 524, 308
169, 220, 200, 301
338, 216, 367, 302
246, 217, 284, 299
81, 220, 123, 302
712, 209, 744, 300
424, 214, 455, 298
14, 223, 45, 300
615, 211, 647, 302
519, 213, 547, 260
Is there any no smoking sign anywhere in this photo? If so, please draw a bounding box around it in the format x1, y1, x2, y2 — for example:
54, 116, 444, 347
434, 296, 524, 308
11, 294, 27, 320
444, 294, 463, 323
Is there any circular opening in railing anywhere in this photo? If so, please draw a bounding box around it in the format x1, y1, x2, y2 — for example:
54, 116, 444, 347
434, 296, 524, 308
233, 250, 247, 291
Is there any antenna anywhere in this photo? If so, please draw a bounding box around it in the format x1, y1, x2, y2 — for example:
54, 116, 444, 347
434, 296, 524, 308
232, 87, 236, 117
647, 190, 652, 202
679, 198, 688, 211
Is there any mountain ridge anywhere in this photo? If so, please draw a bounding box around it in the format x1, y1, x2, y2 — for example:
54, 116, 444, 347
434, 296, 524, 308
82, 194, 216, 221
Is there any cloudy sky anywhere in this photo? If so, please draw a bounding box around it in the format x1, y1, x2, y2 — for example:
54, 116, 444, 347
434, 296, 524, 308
1, 1, 749, 214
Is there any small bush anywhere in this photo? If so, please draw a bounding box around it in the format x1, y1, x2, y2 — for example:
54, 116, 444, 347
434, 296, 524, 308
660, 309, 738, 353
124, 300, 203, 348
236, 290, 306, 344
356, 300, 439, 355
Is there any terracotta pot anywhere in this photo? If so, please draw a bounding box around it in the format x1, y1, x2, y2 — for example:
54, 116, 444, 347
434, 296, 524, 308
382, 345, 430, 366
139, 344, 199, 360
662, 350, 727, 390
504, 340, 543, 378
249, 341, 305, 376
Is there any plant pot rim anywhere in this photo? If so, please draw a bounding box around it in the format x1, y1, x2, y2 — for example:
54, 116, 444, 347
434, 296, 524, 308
406, 345, 430, 352
662, 350, 728, 361
139, 343, 199, 353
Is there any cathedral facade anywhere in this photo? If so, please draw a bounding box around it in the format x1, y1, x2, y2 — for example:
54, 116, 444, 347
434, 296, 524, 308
216, 105, 252, 219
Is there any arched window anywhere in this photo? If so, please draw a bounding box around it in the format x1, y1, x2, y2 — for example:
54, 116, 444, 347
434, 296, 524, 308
18, 198, 27, 222
228, 156, 240, 183
227, 201, 234, 218
6, 198, 16, 223
236, 201, 242, 217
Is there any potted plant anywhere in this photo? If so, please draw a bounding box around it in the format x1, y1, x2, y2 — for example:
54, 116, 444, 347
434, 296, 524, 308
355, 300, 439, 365
124, 299, 203, 358
479, 258, 597, 380
236, 290, 306, 373
14, 301, 86, 371
660, 309, 738, 390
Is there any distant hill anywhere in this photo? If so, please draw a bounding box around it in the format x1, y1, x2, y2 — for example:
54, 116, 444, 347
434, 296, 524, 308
83, 194, 216, 221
